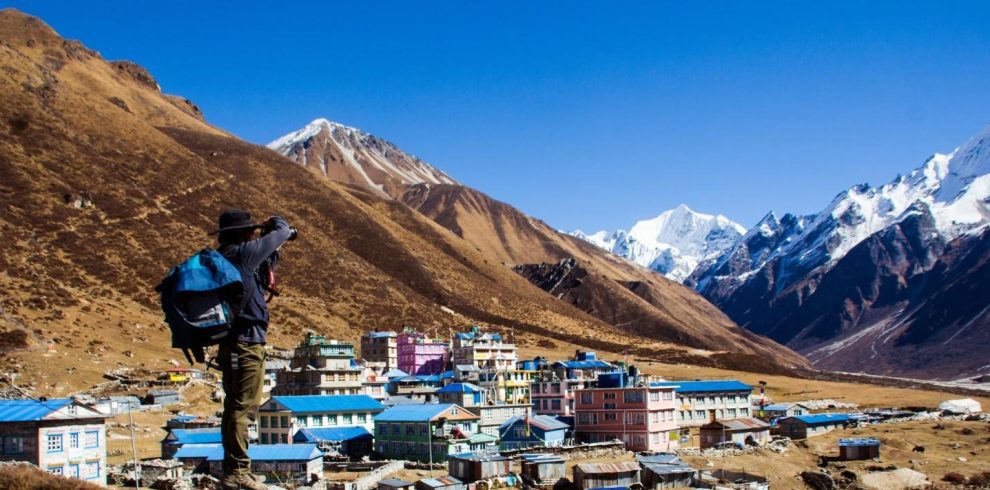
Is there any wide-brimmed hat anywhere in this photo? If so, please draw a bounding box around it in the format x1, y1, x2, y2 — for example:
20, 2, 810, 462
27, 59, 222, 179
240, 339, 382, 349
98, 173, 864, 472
208, 209, 261, 235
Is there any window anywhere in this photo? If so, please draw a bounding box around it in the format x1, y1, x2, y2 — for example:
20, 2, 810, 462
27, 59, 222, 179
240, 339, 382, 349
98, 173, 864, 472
551, 400, 561, 410
728, 408, 737, 418
47, 433, 63, 452
69, 433, 79, 449
48, 466, 64, 475
649, 391, 660, 402
580, 392, 593, 405
311, 415, 322, 426
261, 433, 269, 444
741, 408, 749, 416
551, 383, 561, 393
604, 413, 617, 421
84, 462, 100, 480
391, 424, 400, 435
406, 425, 416, 435
604, 403, 616, 409
356, 413, 366, 423
3, 436, 24, 455
260, 416, 268, 428
662, 391, 673, 400
296, 416, 307, 427
280, 434, 288, 443
421, 424, 428, 435
603, 392, 616, 400
280, 416, 289, 428
342, 414, 353, 425
694, 410, 705, 418
514, 426, 527, 438
542, 399, 549, 410
624, 391, 643, 404
328, 414, 337, 425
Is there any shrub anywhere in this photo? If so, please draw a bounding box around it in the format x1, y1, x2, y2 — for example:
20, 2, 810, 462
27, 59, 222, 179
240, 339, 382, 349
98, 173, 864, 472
943, 472, 966, 484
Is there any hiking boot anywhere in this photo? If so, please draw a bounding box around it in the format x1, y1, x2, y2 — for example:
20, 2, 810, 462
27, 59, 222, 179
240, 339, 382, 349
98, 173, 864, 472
220, 473, 267, 490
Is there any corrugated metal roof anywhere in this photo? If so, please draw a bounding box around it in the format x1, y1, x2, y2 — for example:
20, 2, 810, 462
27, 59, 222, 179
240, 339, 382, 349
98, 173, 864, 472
270, 395, 385, 414
762, 403, 807, 411
383, 369, 409, 378
174, 443, 222, 459
375, 403, 466, 422
636, 453, 681, 465
366, 331, 397, 338
574, 461, 640, 474
450, 451, 509, 461
418, 476, 463, 487
437, 383, 481, 394
520, 453, 565, 463
702, 417, 770, 431
379, 478, 414, 487
168, 428, 222, 444
838, 437, 880, 447
651, 380, 752, 393
553, 360, 614, 369
788, 413, 852, 425
466, 433, 497, 444
188, 444, 323, 461
499, 415, 570, 432
293, 426, 371, 443
0, 398, 73, 422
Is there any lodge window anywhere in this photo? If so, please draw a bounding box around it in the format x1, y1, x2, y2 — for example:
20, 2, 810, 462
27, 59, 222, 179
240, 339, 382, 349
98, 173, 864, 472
3, 436, 24, 454
69, 433, 79, 449
580, 392, 593, 405
47, 434, 63, 452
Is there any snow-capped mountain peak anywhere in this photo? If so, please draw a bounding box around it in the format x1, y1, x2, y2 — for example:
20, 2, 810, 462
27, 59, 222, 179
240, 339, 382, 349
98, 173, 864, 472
268, 118, 457, 199
570, 204, 746, 282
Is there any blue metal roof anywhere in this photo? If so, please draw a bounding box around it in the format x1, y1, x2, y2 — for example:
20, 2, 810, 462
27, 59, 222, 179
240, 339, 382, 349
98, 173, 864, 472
437, 383, 480, 394
651, 380, 752, 393
553, 360, 614, 369
0, 398, 73, 422
789, 413, 851, 425
366, 331, 396, 338
175, 443, 322, 461
375, 403, 470, 422
174, 444, 222, 459
416, 374, 441, 383
168, 428, 222, 445
293, 426, 372, 443
499, 415, 569, 431
838, 437, 880, 447
762, 403, 805, 411
270, 395, 385, 414
440, 370, 455, 380
383, 369, 409, 378
211, 444, 322, 462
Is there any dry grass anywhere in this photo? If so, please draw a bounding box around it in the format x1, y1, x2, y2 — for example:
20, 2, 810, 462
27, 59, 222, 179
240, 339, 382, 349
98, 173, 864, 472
0, 463, 103, 490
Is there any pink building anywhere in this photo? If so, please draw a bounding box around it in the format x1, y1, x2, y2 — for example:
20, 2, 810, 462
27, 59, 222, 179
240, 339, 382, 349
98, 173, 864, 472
396, 331, 449, 375
575, 382, 679, 452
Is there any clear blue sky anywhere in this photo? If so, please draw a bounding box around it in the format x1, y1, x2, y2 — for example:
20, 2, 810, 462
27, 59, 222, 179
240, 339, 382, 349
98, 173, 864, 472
9, 1, 990, 231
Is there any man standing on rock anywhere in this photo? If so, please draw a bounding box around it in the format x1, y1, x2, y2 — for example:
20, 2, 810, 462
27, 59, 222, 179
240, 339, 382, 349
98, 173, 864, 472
211, 209, 294, 490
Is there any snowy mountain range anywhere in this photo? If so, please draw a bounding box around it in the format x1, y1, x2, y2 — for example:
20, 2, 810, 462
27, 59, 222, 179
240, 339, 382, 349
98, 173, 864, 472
689, 123, 990, 379
268, 118, 457, 199
570, 204, 746, 282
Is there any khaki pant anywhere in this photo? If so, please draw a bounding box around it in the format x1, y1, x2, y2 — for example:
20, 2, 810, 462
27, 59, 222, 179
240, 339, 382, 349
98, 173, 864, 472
218, 341, 266, 476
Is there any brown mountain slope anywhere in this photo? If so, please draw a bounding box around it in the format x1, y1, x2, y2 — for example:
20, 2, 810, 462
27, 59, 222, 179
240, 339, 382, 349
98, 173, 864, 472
401, 183, 809, 369
0, 10, 803, 394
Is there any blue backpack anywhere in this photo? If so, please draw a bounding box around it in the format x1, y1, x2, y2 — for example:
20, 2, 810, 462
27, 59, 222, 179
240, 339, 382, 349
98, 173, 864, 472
156, 249, 244, 365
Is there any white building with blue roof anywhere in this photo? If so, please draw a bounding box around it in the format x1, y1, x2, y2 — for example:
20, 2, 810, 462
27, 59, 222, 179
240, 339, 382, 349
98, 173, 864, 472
258, 394, 384, 445
651, 380, 754, 427
0, 398, 107, 485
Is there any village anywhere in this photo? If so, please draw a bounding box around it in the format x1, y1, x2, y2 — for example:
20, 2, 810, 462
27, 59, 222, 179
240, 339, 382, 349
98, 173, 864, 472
0, 326, 987, 490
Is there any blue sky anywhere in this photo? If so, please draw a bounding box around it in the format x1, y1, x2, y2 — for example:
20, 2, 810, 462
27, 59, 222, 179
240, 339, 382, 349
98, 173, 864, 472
9, 1, 990, 231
